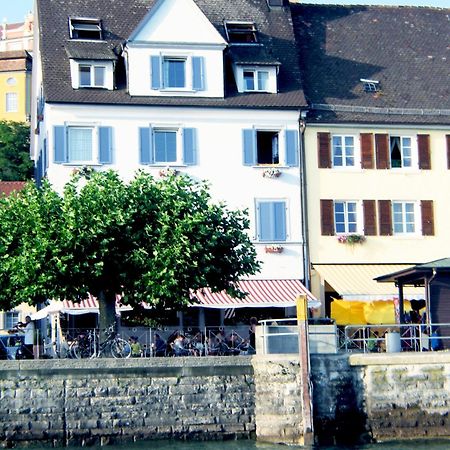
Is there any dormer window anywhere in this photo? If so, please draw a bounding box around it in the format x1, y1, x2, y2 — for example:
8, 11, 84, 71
243, 70, 269, 92
69, 18, 102, 40
225, 22, 257, 44
360, 79, 380, 92
164, 57, 186, 89
79, 64, 106, 88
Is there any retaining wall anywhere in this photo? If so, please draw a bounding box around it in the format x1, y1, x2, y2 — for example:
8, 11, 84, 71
1, 353, 450, 447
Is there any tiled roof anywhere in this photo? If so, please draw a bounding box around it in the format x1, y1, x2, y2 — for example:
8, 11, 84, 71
0, 50, 32, 72
291, 4, 450, 125
228, 46, 281, 66
65, 41, 118, 61
0, 182, 27, 197
37, 0, 306, 109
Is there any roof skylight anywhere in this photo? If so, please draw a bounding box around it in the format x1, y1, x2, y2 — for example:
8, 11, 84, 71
224, 22, 258, 44
360, 79, 380, 93
69, 18, 103, 40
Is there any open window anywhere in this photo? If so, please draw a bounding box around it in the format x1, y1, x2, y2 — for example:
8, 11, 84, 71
69, 18, 102, 40
256, 131, 279, 165
390, 136, 412, 168
225, 22, 258, 44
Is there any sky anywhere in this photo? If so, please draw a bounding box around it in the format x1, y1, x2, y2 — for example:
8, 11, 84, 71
1, 0, 448, 23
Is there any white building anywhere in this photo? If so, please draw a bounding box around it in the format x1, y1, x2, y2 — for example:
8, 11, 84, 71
31, 0, 316, 323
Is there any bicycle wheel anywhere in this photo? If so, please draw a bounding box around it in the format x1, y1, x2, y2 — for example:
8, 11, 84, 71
111, 338, 131, 359
71, 341, 95, 359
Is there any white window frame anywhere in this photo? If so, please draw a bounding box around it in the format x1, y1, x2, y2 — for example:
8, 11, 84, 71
162, 57, 187, 90
243, 69, 269, 92
256, 129, 280, 166
5, 92, 18, 112
153, 128, 182, 165
390, 135, 416, 169
392, 201, 419, 236
79, 64, 106, 88
69, 17, 102, 40
334, 200, 361, 234
332, 135, 358, 168
224, 21, 258, 44
5, 311, 19, 329
66, 125, 98, 164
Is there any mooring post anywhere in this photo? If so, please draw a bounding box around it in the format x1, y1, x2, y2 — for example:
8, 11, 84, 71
297, 295, 314, 446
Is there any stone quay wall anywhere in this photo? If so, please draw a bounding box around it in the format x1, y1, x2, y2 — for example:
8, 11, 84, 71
0, 357, 255, 447
1, 353, 450, 447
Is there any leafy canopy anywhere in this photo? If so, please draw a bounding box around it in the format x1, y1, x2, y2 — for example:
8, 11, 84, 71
0, 170, 260, 314
0, 121, 33, 181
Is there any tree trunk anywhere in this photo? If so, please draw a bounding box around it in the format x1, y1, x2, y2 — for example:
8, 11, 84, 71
98, 290, 117, 342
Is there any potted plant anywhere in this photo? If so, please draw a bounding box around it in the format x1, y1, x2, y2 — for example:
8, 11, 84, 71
337, 234, 366, 245
264, 244, 284, 254
159, 167, 178, 177
262, 168, 282, 178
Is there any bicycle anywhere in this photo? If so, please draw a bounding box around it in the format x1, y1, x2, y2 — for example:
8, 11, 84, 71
72, 326, 131, 359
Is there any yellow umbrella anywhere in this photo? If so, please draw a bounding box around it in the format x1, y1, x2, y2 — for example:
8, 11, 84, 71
331, 299, 366, 325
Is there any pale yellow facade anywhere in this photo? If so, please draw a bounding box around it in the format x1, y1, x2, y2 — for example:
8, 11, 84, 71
0, 303, 36, 334
0, 70, 31, 122
305, 124, 450, 304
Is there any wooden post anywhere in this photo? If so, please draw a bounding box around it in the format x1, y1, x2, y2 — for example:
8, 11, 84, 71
297, 295, 314, 445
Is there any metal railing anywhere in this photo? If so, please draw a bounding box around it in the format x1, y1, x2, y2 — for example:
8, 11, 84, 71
341, 323, 450, 353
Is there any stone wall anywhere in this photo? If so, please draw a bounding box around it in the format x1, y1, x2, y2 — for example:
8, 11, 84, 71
1, 353, 450, 447
0, 357, 255, 447
350, 352, 450, 442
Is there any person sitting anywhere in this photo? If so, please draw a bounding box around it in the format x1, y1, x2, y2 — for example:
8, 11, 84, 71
171, 332, 188, 356
129, 336, 142, 357
152, 333, 167, 357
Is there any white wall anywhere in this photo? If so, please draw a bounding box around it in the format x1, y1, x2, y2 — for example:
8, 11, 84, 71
42, 104, 304, 280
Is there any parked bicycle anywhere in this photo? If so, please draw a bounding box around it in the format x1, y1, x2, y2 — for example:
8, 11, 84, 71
71, 326, 131, 359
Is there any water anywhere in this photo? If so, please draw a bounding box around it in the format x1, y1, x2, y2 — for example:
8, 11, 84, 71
24, 439, 450, 450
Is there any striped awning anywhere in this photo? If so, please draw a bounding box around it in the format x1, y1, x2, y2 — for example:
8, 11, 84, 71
192, 279, 320, 309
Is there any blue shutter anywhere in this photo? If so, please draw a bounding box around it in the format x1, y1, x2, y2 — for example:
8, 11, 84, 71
243, 129, 256, 165
99, 126, 113, 164
139, 127, 153, 164
192, 56, 204, 91
285, 130, 299, 167
258, 202, 272, 241
151, 56, 161, 89
183, 128, 197, 165
54, 125, 66, 164
273, 201, 287, 241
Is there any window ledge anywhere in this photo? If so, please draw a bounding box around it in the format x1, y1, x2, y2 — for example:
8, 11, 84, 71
63, 163, 103, 167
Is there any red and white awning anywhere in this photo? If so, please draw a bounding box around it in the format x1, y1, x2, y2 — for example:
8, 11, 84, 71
191, 279, 320, 309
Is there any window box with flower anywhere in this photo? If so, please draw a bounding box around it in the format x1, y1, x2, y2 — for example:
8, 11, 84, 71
159, 167, 179, 177
264, 244, 284, 254
337, 234, 366, 245
262, 168, 281, 178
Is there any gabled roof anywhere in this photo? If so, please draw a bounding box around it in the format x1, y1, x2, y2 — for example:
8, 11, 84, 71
37, 0, 306, 109
291, 5, 450, 125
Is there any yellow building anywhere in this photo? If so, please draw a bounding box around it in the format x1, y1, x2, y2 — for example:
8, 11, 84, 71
0, 51, 32, 122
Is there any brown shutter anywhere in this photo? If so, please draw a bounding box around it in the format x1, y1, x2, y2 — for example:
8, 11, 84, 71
375, 134, 390, 169
363, 200, 377, 235
378, 200, 392, 236
320, 199, 334, 236
447, 135, 450, 170
317, 132, 331, 168
417, 134, 431, 170
360, 133, 374, 169
421, 200, 434, 236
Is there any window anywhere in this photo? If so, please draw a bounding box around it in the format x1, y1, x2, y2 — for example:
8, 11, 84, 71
392, 202, 416, 234
256, 131, 279, 165
6, 77, 16, 86
243, 70, 269, 92
79, 64, 106, 88
68, 127, 93, 162
69, 18, 102, 40
5, 312, 19, 329
139, 127, 197, 166
164, 58, 186, 89
334, 201, 358, 234
332, 136, 355, 167
5, 92, 18, 112
256, 200, 287, 242
225, 22, 257, 44
360, 79, 380, 92
390, 136, 412, 168
154, 130, 177, 163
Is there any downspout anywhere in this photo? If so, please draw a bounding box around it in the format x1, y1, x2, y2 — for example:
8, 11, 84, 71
298, 111, 311, 290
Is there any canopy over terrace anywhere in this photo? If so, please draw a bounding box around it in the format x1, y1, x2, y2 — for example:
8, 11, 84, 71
31, 279, 320, 320
375, 257, 450, 325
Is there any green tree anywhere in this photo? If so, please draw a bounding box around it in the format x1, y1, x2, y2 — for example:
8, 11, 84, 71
0, 170, 260, 332
0, 121, 33, 181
